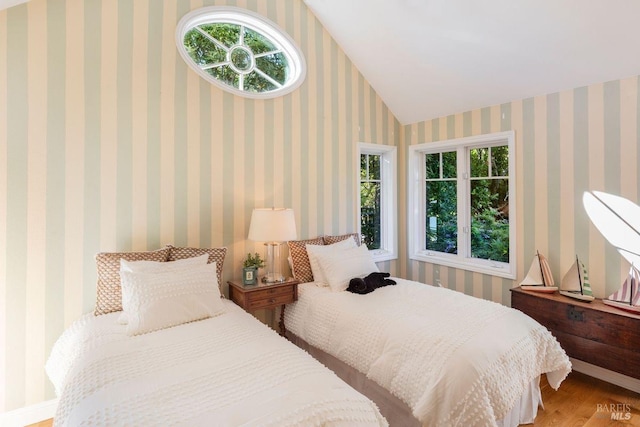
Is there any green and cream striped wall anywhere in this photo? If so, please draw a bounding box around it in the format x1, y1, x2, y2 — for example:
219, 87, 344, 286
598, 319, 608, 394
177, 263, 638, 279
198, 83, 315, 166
0, 0, 399, 412
398, 76, 640, 306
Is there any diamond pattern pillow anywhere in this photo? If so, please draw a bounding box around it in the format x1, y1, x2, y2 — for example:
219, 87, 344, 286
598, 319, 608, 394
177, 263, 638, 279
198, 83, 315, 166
94, 247, 171, 316
165, 245, 227, 289
287, 237, 325, 283
323, 233, 361, 246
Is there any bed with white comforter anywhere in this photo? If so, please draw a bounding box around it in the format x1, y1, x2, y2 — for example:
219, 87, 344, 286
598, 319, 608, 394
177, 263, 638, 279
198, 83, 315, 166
284, 279, 572, 427
46, 300, 387, 427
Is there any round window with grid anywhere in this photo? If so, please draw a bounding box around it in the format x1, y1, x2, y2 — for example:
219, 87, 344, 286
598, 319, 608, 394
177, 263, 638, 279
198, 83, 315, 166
176, 7, 306, 99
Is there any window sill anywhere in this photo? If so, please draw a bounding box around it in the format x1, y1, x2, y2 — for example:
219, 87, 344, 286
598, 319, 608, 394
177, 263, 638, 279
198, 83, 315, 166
409, 252, 515, 279
370, 249, 397, 263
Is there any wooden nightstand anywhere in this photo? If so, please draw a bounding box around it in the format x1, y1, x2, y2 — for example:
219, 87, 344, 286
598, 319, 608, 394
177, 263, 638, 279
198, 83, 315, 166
227, 279, 299, 336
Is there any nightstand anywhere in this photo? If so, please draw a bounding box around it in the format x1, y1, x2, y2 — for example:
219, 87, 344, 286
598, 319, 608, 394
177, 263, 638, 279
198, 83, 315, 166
227, 279, 299, 336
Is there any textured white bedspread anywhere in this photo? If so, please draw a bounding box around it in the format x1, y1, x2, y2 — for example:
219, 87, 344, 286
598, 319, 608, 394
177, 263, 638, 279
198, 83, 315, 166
46, 300, 387, 427
284, 279, 571, 427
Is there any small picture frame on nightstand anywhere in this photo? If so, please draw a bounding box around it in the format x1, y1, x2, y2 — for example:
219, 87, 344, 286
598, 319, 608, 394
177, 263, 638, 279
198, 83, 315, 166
242, 267, 257, 285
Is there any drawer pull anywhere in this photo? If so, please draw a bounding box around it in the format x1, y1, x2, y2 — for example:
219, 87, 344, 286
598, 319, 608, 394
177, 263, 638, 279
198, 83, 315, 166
269, 298, 276, 303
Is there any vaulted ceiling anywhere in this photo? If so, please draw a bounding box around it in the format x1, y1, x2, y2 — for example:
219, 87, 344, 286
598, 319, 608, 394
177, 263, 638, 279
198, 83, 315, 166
305, 0, 640, 125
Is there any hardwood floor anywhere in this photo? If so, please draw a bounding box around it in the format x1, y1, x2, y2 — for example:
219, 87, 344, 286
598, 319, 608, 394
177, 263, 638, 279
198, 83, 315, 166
26, 372, 640, 427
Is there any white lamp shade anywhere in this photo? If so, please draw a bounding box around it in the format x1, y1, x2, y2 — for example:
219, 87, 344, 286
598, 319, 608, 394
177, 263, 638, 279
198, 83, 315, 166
248, 208, 297, 242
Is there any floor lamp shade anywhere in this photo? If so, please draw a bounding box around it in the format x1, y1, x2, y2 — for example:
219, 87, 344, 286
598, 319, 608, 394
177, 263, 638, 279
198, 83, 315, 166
248, 208, 297, 282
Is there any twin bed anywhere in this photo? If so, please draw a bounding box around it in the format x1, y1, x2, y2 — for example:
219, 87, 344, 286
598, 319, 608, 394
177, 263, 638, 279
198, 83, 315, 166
46, 238, 571, 426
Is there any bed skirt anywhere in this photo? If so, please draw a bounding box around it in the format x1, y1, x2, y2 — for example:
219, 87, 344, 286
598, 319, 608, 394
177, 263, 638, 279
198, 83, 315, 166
286, 331, 543, 427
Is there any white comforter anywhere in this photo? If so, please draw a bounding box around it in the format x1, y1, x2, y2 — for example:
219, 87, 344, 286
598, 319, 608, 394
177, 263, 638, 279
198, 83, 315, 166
284, 279, 572, 427
46, 300, 387, 427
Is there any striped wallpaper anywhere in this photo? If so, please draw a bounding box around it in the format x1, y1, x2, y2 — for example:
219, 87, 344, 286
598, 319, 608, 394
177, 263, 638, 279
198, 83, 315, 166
2, 0, 639, 416
0, 0, 399, 412
398, 76, 640, 308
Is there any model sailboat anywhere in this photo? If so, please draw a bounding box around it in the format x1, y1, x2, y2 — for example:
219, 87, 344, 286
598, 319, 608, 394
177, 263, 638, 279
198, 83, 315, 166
559, 256, 594, 302
520, 251, 557, 292
603, 265, 640, 314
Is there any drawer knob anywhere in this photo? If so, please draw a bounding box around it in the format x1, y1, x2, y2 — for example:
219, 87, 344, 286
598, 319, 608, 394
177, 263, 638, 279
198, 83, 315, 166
269, 298, 276, 303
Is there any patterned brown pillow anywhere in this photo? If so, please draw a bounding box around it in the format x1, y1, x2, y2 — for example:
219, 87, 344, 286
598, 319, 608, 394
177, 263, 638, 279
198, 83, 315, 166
323, 233, 361, 246
287, 237, 325, 283
94, 247, 171, 316
165, 245, 227, 289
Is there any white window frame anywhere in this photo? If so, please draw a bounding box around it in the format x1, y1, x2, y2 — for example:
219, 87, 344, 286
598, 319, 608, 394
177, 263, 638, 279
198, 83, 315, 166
407, 131, 516, 279
358, 143, 398, 262
175, 6, 306, 99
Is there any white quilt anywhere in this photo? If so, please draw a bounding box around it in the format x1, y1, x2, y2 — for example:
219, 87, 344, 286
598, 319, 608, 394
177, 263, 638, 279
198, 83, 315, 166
284, 279, 572, 427
46, 300, 387, 427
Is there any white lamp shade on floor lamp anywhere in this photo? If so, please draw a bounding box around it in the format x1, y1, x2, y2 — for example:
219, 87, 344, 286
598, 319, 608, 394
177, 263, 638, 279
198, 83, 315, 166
248, 208, 297, 283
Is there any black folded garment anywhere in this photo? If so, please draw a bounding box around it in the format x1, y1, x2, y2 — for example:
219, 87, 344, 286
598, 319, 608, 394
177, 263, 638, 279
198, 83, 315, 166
347, 272, 397, 294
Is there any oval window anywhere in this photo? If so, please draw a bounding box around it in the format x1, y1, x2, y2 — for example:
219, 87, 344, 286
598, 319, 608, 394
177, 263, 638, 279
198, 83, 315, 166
176, 6, 306, 99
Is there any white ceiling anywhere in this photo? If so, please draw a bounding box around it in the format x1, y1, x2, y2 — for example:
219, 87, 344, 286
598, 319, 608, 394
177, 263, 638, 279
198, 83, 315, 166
304, 0, 640, 125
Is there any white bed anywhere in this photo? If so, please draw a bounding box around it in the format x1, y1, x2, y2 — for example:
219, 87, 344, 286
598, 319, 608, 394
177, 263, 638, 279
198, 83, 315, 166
45, 300, 387, 427
283, 278, 572, 427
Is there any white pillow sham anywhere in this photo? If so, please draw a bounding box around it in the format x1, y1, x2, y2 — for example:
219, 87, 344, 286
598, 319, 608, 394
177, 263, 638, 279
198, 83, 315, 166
306, 238, 357, 286
118, 254, 210, 324
314, 244, 379, 292
120, 261, 225, 335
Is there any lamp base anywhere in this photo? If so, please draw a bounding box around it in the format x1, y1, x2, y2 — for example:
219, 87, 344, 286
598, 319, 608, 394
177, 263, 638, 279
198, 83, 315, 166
263, 242, 285, 284
262, 275, 286, 284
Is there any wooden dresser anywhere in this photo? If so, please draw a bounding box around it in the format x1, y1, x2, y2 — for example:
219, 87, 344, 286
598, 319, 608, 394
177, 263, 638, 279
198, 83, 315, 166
511, 287, 640, 379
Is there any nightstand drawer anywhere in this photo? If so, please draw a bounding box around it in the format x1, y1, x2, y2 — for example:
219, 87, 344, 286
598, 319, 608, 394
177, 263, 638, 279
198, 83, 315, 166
248, 292, 295, 310
246, 285, 293, 301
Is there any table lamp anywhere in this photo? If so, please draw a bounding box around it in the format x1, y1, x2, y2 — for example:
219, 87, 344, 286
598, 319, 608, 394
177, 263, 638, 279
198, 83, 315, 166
248, 208, 297, 283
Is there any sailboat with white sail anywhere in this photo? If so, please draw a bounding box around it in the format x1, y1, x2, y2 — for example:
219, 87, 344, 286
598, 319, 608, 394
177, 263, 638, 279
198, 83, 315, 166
603, 265, 640, 314
559, 256, 594, 302
520, 250, 557, 292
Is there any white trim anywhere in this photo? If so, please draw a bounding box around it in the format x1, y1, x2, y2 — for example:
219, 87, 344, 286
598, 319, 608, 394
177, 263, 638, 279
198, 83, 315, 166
175, 6, 306, 99
407, 131, 516, 279
570, 358, 640, 394
357, 143, 398, 263
0, 399, 57, 427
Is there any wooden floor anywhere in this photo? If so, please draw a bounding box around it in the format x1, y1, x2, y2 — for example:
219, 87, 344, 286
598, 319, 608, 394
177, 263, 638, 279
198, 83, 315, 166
27, 372, 640, 427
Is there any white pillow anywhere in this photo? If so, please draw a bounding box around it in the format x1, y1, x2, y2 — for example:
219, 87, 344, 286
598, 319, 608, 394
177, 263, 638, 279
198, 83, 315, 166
306, 238, 357, 286
118, 254, 209, 324
120, 262, 225, 336
314, 244, 379, 292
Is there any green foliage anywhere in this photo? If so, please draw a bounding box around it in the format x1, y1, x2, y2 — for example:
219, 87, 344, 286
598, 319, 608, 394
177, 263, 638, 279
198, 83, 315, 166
360, 154, 381, 249
425, 146, 510, 262
183, 23, 286, 94
242, 252, 265, 269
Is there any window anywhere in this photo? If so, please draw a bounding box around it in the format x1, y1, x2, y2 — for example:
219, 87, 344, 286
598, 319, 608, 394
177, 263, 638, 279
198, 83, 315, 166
358, 143, 397, 262
176, 6, 306, 98
407, 131, 516, 278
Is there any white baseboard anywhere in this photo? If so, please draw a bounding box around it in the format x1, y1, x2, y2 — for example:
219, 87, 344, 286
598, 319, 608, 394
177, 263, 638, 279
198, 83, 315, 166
0, 399, 57, 427
570, 358, 640, 393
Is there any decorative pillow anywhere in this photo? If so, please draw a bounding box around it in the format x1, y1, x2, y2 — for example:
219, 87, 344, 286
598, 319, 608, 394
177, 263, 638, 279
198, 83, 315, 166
314, 244, 379, 292
118, 254, 210, 324
306, 238, 357, 286
287, 237, 325, 283
120, 262, 225, 336
94, 247, 171, 316
165, 245, 227, 289
323, 233, 361, 246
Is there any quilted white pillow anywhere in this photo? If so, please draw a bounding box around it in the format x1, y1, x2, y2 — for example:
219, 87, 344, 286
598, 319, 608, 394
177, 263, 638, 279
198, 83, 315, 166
120, 261, 225, 335
306, 238, 357, 286
118, 254, 210, 324
314, 244, 379, 292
